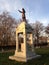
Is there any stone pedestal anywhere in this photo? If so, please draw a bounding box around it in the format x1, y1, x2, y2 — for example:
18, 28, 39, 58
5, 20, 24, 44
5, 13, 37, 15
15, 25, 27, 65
9, 22, 40, 62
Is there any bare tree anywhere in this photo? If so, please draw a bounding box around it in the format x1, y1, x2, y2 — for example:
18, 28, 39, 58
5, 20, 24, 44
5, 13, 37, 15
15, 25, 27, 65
31, 21, 44, 46
45, 24, 49, 37
0, 12, 17, 48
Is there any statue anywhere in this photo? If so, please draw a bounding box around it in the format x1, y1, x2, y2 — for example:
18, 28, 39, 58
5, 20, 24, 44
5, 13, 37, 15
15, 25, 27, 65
18, 8, 27, 22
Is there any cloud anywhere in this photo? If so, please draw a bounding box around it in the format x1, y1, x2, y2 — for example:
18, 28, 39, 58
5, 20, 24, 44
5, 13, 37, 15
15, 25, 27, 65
0, 0, 24, 13
0, 0, 10, 12
39, 18, 49, 26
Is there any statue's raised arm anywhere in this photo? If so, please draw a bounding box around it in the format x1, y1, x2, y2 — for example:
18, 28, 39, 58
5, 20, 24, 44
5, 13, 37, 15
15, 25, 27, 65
18, 10, 22, 13
18, 8, 27, 22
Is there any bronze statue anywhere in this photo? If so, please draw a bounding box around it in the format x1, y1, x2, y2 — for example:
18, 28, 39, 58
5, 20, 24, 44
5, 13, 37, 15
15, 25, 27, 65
18, 8, 27, 22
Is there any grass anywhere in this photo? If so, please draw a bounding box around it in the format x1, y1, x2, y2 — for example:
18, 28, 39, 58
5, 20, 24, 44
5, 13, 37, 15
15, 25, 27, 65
0, 47, 49, 65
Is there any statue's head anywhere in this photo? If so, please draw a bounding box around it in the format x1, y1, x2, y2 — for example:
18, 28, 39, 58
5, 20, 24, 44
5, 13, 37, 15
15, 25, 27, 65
22, 8, 25, 13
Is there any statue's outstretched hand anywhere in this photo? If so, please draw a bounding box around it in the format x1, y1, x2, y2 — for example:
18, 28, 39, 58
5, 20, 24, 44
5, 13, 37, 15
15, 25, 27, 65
18, 10, 22, 13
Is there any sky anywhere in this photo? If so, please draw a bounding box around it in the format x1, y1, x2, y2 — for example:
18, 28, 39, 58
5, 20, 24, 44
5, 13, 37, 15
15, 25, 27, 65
0, 0, 49, 26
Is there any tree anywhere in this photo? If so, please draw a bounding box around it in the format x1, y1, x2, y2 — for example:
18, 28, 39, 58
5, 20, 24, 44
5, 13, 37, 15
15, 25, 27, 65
31, 21, 44, 46
45, 24, 49, 37
0, 12, 17, 47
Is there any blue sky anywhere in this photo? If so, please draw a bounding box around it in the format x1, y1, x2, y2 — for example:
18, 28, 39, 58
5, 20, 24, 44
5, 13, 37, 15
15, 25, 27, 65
0, 0, 49, 26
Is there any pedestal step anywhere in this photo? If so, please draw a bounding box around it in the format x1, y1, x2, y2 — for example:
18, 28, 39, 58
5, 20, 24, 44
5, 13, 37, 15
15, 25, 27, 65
9, 56, 27, 62
9, 55, 41, 62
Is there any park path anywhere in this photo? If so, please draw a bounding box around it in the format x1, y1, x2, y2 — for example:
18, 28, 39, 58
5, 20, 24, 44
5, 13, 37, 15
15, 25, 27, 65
0, 49, 15, 53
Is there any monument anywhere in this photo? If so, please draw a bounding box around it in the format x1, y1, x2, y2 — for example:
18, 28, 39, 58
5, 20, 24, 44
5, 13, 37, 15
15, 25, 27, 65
9, 8, 40, 62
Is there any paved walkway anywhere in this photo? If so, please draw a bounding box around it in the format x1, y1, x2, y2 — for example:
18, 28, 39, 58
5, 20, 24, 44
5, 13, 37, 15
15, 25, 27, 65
0, 49, 15, 53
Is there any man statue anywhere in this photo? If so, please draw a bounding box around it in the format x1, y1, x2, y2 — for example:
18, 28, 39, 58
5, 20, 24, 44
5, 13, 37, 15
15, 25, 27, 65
18, 8, 27, 22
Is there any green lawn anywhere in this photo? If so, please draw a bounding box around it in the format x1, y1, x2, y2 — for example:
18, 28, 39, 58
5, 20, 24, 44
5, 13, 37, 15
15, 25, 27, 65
0, 47, 49, 65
